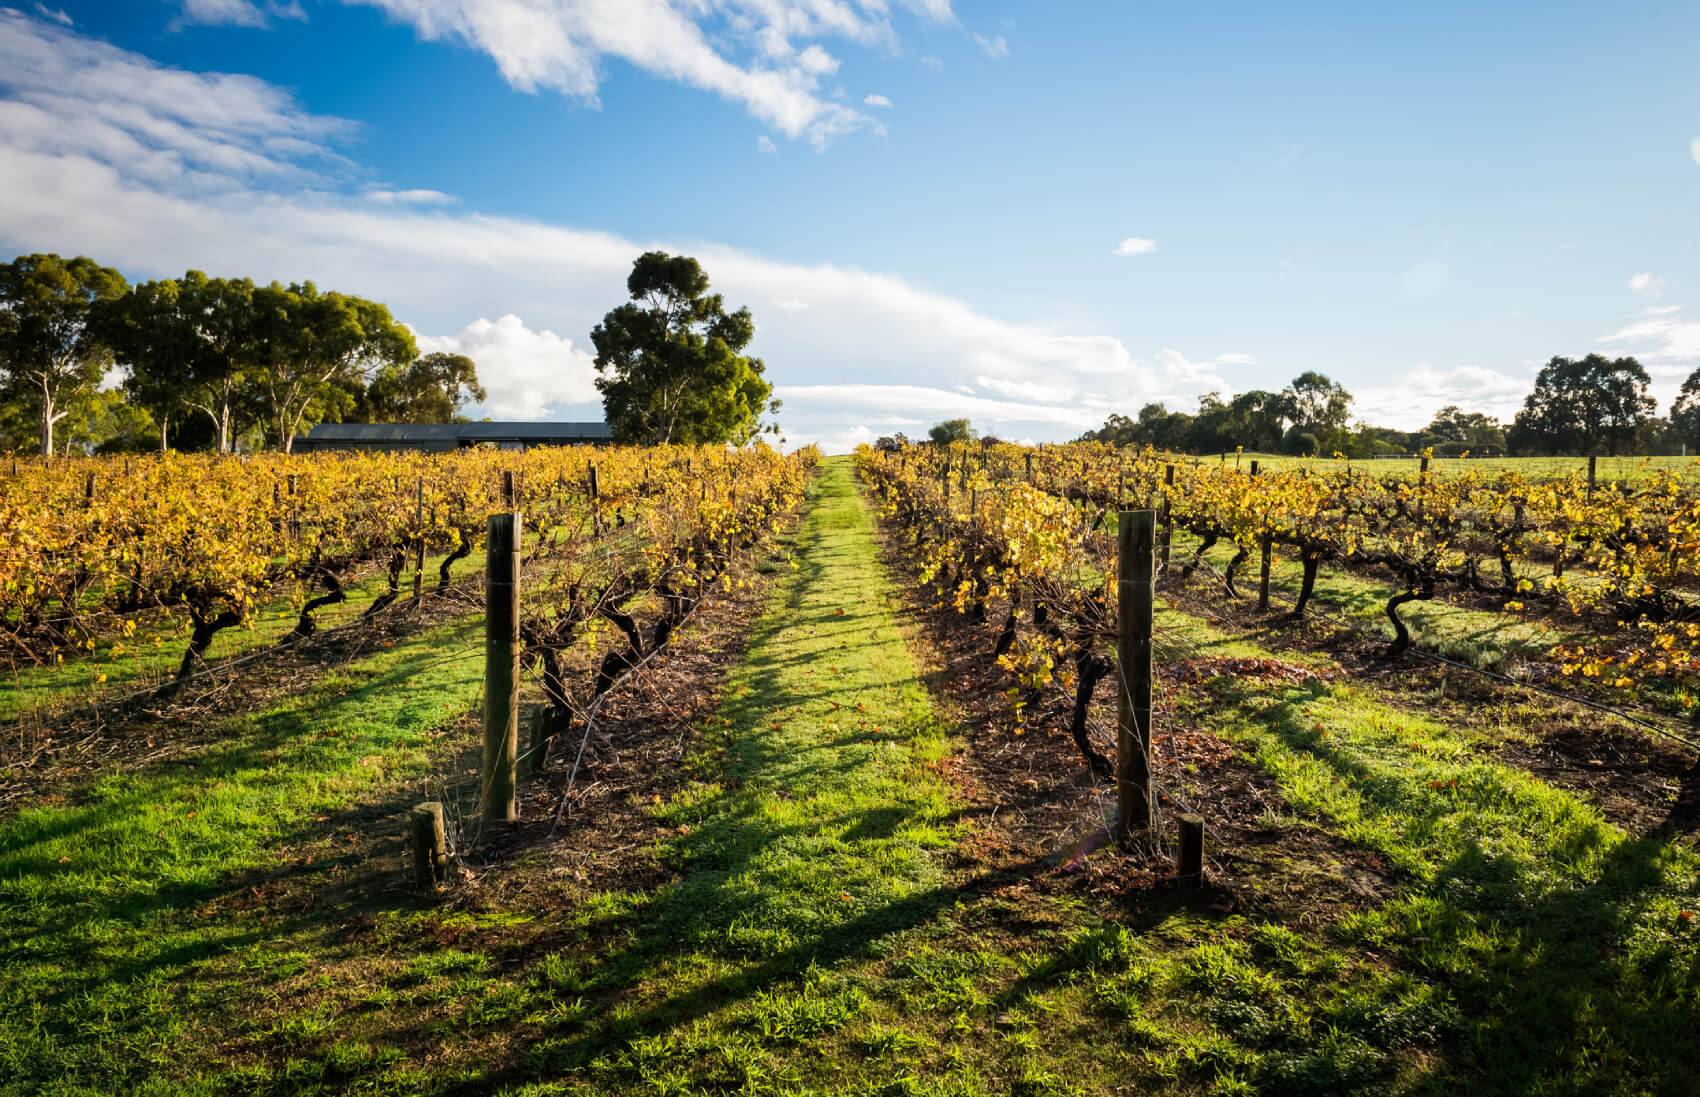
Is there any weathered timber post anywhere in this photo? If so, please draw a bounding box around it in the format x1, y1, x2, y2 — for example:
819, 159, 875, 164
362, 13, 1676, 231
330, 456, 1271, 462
1420, 455, 1430, 477
1249, 459, 1259, 478
1176, 814, 1204, 887
412, 478, 425, 603
941, 457, 950, 501
483, 512, 522, 824
502, 470, 516, 509
411, 801, 449, 890
588, 462, 601, 539
287, 474, 299, 539
1258, 532, 1273, 611
1025, 452, 1033, 482
1588, 454, 1597, 498
527, 703, 550, 776
272, 482, 282, 533
1117, 509, 1155, 836
1160, 464, 1175, 567
84, 471, 95, 508
970, 488, 977, 516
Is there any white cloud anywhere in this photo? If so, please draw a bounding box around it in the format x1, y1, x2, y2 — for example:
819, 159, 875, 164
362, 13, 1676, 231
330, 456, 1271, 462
0, 11, 1238, 450
366, 187, 454, 204
1354, 364, 1532, 430
919, 55, 942, 69
970, 32, 1008, 58
863, 93, 891, 107
756, 134, 777, 154
32, 4, 71, 25
1113, 236, 1156, 257
415, 314, 599, 418
333, 0, 956, 146
1598, 306, 1700, 381
1629, 271, 1665, 298
0, 11, 355, 190
175, 0, 306, 28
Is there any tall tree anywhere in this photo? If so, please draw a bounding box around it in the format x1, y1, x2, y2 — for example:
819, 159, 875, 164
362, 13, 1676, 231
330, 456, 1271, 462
1668, 369, 1700, 452
1283, 371, 1352, 439
0, 254, 128, 456
359, 352, 485, 423
592, 252, 777, 445
928, 418, 976, 446
97, 272, 256, 454
1420, 405, 1506, 453
251, 282, 417, 452
1508, 354, 1655, 455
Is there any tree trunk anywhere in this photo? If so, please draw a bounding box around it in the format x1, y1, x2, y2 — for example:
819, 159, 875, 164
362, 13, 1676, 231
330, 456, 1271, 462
38, 380, 53, 458
159, 412, 169, 455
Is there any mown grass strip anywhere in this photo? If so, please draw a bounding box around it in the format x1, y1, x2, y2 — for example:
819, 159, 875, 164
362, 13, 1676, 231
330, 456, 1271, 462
1163, 608, 1700, 1095
0, 617, 487, 1095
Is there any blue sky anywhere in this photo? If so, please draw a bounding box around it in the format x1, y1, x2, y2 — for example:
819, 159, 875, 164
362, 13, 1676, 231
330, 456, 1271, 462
1, 1, 1697, 450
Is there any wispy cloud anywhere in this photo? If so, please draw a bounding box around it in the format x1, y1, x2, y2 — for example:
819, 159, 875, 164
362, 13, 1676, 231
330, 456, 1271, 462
756, 134, 778, 154
174, 0, 306, 29
0, 9, 354, 190
365, 187, 453, 204
0, 10, 1241, 452
1599, 305, 1700, 378
32, 3, 71, 25
1113, 236, 1156, 257
1629, 271, 1665, 298
863, 93, 891, 108
1354, 364, 1532, 429
331, 1, 956, 147
970, 32, 1008, 58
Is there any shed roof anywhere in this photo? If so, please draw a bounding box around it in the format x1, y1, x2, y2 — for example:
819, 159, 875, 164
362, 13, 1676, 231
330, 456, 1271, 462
300, 421, 611, 443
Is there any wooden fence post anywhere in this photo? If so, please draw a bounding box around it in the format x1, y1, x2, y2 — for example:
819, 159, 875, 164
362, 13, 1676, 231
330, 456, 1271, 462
1117, 509, 1155, 836
412, 478, 425, 603
483, 512, 522, 824
588, 462, 601, 538
411, 801, 448, 890
84, 471, 95, 508
1177, 814, 1204, 887
1025, 452, 1033, 483
287, 474, 299, 539
502, 470, 516, 509
1160, 464, 1175, 567
1258, 532, 1272, 611
1588, 454, 1597, 498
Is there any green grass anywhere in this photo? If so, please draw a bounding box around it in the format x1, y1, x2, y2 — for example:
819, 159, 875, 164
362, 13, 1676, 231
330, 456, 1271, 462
1167, 531, 1582, 667
1198, 451, 1700, 482
0, 616, 488, 1095
5, 456, 1697, 1095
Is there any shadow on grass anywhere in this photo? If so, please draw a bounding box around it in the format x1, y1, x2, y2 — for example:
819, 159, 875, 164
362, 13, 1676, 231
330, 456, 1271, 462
1233, 680, 1700, 1093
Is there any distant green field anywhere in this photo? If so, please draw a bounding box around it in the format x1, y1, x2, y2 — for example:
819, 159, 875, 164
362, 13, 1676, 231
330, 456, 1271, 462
1188, 451, 1700, 481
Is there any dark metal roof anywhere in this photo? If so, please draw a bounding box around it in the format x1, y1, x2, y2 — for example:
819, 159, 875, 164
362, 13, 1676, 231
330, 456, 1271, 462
458, 421, 614, 440
300, 421, 613, 443
303, 423, 463, 442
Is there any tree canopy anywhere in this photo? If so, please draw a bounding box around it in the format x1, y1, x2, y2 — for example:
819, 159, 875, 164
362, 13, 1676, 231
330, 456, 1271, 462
0, 253, 128, 456
1508, 354, 1655, 456
928, 418, 976, 446
93, 267, 436, 453
592, 252, 777, 446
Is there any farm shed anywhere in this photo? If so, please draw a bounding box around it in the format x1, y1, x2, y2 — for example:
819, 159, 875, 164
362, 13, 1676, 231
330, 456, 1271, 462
293, 421, 613, 453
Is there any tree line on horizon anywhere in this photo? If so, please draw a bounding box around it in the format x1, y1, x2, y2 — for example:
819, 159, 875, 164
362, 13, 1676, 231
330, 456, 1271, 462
0, 250, 777, 457
1072, 359, 1700, 459
0, 253, 486, 456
